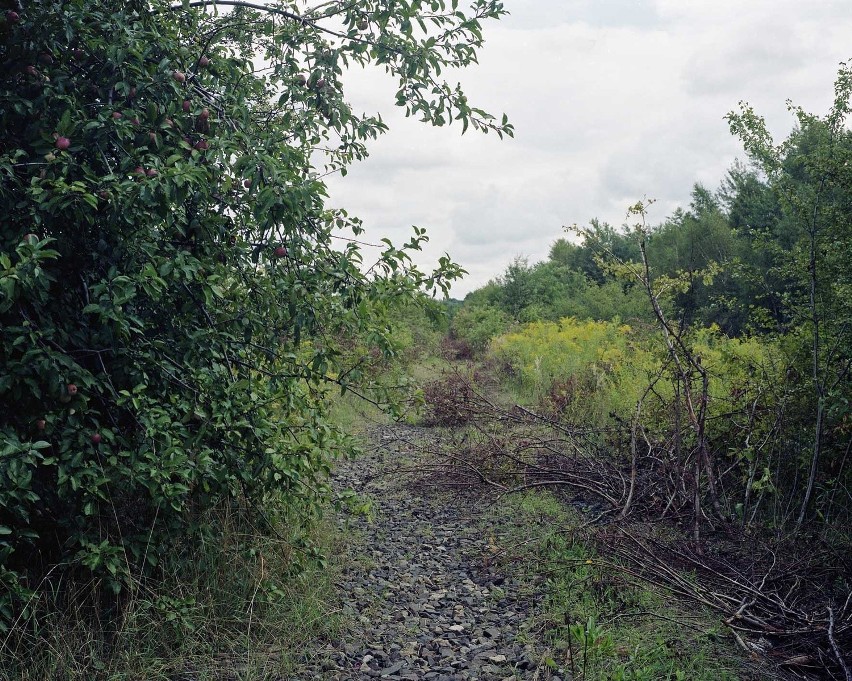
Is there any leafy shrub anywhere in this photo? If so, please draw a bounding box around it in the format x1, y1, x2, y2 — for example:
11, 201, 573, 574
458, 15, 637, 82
450, 304, 510, 355
0, 0, 506, 628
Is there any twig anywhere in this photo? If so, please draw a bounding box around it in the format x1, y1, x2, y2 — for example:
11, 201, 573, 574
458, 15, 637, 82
828, 604, 852, 681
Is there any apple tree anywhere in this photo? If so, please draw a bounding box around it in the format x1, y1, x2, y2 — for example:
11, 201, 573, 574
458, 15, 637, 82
0, 0, 511, 625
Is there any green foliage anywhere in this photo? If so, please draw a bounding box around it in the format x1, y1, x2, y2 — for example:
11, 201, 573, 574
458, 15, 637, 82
491, 318, 645, 426
449, 303, 510, 355
486, 491, 744, 681
726, 60, 852, 525
456, 238, 648, 344
0, 0, 510, 630
554, 220, 641, 285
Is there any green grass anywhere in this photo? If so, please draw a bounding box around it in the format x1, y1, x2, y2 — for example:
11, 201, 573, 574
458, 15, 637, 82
326, 388, 392, 435
0, 503, 349, 681
482, 490, 759, 681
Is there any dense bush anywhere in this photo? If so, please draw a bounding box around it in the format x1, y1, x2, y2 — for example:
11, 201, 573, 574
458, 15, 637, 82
0, 0, 509, 628
449, 304, 510, 355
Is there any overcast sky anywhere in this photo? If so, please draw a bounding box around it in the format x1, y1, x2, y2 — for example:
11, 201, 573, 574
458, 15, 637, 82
324, 0, 852, 297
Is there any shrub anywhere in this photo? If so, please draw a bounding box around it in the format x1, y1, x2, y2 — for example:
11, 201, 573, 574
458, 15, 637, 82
0, 0, 508, 628
450, 304, 510, 355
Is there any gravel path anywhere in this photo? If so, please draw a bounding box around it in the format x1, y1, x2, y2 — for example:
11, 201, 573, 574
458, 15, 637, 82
290, 424, 557, 681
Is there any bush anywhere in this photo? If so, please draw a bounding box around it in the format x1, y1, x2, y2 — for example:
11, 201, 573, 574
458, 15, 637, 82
0, 0, 507, 629
450, 304, 510, 355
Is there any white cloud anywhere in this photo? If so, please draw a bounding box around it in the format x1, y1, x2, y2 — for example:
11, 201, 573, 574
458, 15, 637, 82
324, 1, 852, 297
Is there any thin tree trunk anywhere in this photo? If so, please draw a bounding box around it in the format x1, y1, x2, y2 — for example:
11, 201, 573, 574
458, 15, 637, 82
693, 458, 702, 551
621, 410, 640, 519
636, 233, 723, 523
797, 179, 826, 529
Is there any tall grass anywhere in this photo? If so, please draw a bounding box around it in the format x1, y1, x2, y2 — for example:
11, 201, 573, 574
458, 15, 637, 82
1, 499, 346, 680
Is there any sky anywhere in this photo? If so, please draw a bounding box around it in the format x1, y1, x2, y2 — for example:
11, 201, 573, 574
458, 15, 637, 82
324, 0, 852, 297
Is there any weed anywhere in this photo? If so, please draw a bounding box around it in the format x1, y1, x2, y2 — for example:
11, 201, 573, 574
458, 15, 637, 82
481, 489, 757, 681
1, 504, 347, 680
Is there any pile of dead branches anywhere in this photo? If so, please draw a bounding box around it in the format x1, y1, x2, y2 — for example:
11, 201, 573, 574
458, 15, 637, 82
419, 371, 692, 521
598, 527, 852, 680
413, 370, 852, 679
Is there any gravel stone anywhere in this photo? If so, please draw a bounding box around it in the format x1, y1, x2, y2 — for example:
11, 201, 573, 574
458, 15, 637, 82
290, 424, 557, 679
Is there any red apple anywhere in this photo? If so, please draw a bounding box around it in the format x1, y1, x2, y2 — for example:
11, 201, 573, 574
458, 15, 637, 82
274, 246, 287, 257
131, 117, 140, 126
243, 179, 252, 188
38, 53, 53, 66
194, 139, 208, 151
172, 70, 186, 83
25, 65, 38, 77
315, 78, 327, 89
199, 107, 209, 121
296, 73, 307, 86
36, 419, 46, 431
112, 111, 123, 119
182, 100, 191, 112
22, 233, 37, 243
164, 118, 175, 128
199, 55, 210, 67
67, 383, 78, 395
148, 131, 157, 143
98, 190, 109, 199
128, 86, 137, 99
134, 166, 145, 175
146, 168, 158, 177
91, 432, 102, 444
357, 18, 369, 30
6, 10, 20, 24
55, 136, 70, 150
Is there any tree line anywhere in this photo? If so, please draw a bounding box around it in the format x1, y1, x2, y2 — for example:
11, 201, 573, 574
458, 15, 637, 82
452, 70, 852, 537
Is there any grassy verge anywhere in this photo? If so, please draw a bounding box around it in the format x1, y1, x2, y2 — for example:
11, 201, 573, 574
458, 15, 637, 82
327, 387, 392, 434
0, 501, 349, 681
482, 490, 763, 681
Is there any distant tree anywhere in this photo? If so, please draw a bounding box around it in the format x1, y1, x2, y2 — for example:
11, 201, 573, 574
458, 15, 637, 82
463, 280, 503, 309
559, 220, 641, 284
718, 165, 793, 332
648, 185, 738, 331
498, 256, 536, 318
719, 162, 783, 239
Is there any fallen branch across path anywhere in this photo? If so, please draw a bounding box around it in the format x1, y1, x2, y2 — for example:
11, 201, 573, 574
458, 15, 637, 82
410, 369, 852, 679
